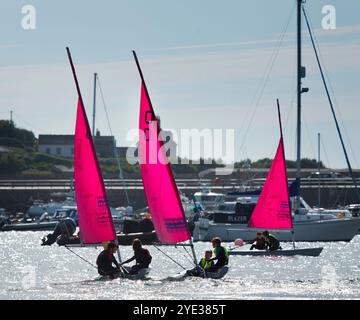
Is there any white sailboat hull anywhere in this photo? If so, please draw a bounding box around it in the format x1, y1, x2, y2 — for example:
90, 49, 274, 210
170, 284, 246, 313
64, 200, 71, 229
193, 217, 360, 242
229, 247, 323, 257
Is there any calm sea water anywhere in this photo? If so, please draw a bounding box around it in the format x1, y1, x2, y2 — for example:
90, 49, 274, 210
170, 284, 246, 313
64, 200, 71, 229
0, 231, 359, 300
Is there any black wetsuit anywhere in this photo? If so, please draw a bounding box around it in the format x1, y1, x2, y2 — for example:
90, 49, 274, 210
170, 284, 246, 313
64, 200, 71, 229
250, 237, 266, 250
41, 218, 76, 246
264, 234, 280, 251
96, 250, 119, 276
123, 248, 152, 275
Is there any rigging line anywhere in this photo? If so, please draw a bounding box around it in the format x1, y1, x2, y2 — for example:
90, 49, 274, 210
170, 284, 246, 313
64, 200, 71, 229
302, 112, 317, 161
324, 82, 359, 169
303, 6, 359, 170
302, 6, 360, 202
183, 245, 196, 266
237, 1, 296, 157
239, 1, 296, 135
303, 6, 359, 169
153, 244, 187, 270
182, 246, 195, 266
65, 246, 97, 269
96, 75, 130, 206
11, 111, 43, 132
320, 136, 331, 169
284, 50, 298, 161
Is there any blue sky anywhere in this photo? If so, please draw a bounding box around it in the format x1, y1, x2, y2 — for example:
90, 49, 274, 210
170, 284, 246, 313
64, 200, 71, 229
0, 0, 359, 168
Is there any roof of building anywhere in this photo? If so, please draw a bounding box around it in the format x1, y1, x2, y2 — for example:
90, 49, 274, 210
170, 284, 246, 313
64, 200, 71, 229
39, 134, 114, 145
38, 135, 74, 145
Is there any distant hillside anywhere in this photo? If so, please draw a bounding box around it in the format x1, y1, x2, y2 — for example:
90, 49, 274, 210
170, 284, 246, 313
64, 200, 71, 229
0, 119, 324, 178
0, 147, 225, 178
235, 158, 326, 169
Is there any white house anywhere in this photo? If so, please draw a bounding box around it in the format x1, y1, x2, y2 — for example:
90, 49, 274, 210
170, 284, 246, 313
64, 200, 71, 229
38, 132, 116, 157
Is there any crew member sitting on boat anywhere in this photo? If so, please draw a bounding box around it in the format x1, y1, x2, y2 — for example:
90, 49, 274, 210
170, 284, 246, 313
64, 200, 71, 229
200, 250, 214, 270
41, 217, 76, 246
262, 231, 281, 251
96, 242, 120, 277
206, 237, 229, 272
186, 250, 214, 276
249, 232, 266, 250
120, 238, 152, 275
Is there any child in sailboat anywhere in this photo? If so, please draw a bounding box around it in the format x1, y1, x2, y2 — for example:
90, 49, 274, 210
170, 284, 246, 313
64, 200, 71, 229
262, 231, 281, 251
96, 242, 120, 277
120, 238, 152, 275
186, 250, 214, 276
206, 237, 229, 272
249, 232, 266, 250
200, 250, 215, 269
41, 217, 77, 246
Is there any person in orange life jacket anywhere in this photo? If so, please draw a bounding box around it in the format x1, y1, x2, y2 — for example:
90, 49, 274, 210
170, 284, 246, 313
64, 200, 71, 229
249, 232, 266, 250
96, 242, 120, 277
206, 237, 229, 272
120, 238, 152, 275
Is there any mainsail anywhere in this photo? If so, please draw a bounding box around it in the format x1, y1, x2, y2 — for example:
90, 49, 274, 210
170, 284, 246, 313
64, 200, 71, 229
248, 101, 293, 230
134, 52, 190, 244
67, 48, 116, 244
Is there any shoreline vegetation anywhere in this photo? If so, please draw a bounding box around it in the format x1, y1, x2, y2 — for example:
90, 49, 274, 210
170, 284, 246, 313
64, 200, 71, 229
0, 119, 325, 178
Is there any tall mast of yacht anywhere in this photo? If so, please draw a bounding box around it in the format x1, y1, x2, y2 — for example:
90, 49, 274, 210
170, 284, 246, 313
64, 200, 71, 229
295, 0, 306, 213
317, 132, 321, 208
92, 73, 97, 137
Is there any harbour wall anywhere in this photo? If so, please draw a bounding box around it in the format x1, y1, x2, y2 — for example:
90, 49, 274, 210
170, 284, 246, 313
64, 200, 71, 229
0, 182, 359, 213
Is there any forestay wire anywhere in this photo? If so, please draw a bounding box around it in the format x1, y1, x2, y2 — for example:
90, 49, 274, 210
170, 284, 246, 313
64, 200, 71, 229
96, 75, 130, 206
237, 2, 296, 158
65, 246, 97, 270
153, 245, 187, 271
183, 246, 196, 266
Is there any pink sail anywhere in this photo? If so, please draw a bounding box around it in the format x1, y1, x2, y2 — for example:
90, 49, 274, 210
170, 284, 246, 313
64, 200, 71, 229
139, 83, 190, 243
74, 98, 116, 244
248, 137, 293, 229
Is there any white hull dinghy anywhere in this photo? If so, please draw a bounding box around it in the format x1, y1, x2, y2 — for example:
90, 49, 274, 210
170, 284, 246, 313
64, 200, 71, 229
63, 48, 125, 277
173, 266, 229, 280
228, 101, 323, 258
229, 247, 323, 257
121, 266, 150, 280
133, 51, 201, 279
204, 266, 229, 279
98, 267, 151, 281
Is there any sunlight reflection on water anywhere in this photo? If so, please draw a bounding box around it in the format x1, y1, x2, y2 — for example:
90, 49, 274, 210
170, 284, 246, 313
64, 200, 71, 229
0, 231, 359, 299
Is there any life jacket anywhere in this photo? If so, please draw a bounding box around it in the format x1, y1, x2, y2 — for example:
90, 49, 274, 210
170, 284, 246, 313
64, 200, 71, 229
265, 233, 278, 245
199, 258, 213, 269
214, 246, 229, 265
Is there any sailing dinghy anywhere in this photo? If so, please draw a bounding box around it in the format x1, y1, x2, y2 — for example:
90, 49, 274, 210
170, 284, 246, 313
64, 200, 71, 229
229, 100, 323, 257
133, 51, 228, 279
66, 47, 149, 280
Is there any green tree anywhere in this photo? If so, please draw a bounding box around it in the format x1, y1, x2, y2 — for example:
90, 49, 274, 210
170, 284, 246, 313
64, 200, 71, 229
0, 120, 36, 148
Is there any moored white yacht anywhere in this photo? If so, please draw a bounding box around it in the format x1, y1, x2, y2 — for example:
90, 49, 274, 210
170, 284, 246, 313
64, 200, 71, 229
193, 185, 225, 211
27, 196, 77, 217
193, 0, 360, 242
192, 195, 360, 242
